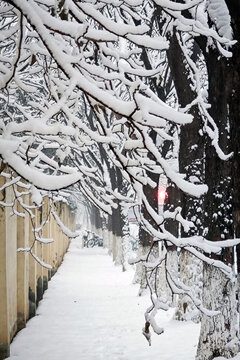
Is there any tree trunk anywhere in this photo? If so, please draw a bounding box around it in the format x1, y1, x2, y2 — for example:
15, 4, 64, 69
196, 264, 238, 360
167, 30, 205, 319
175, 250, 202, 323
225, 2, 240, 323
133, 242, 151, 296
157, 244, 178, 307
196, 3, 240, 351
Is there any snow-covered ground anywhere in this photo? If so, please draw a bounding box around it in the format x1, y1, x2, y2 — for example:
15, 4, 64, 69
7, 237, 202, 360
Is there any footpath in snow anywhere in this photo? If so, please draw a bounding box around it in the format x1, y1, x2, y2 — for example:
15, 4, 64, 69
7, 237, 201, 360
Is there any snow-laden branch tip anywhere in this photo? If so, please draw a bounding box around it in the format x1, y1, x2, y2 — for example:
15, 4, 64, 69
51, 208, 79, 238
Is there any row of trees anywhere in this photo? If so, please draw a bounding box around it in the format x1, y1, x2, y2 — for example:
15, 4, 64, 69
0, 1, 239, 359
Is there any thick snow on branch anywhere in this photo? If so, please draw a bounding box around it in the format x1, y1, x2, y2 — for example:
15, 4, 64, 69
18, 247, 52, 269
207, 0, 233, 40
0, 0, 232, 205
153, 0, 203, 11
51, 209, 79, 238
35, 236, 54, 244
0, 140, 82, 190
31, 252, 52, 270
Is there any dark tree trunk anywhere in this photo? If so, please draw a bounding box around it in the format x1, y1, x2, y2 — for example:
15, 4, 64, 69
167, 31, 204, 320
109, 167, 125, 265
226, 1, 240, 270
203, 50, 233, 253
137, 129, 160, 293
225, 0, 240, 324
195, 3, 240, 357
167, 31, 205, 237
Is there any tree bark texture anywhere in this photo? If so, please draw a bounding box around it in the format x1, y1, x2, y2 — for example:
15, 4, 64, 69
167, 31, 205, 237
157, 245, 178, 307
175, 250, 202, 323
196, 264, 238, 360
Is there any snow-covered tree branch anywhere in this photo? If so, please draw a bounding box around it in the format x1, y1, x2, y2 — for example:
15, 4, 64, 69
1, 1, 240, 358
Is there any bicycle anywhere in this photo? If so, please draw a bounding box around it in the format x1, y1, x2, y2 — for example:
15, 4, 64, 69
83, 231, 103, 247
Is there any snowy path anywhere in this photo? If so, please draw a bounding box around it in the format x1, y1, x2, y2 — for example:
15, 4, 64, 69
7, 238, 200, 360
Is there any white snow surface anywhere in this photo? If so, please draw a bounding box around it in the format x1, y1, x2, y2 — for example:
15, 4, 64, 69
7, 237, 203, 360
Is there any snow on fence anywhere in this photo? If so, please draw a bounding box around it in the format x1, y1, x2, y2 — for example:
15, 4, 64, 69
0, 175, 76, 360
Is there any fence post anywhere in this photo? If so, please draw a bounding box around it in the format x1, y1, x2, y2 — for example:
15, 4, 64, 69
63, 203, 69, 252
17, 190, 29, 331
5, 181, 17, 342
0, 176, 10, 360
42, 197, 50, 292
36, 207, 43, 306
57, 203, 64, 266
49, 211, 57, 276
28, 203, 37, 319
